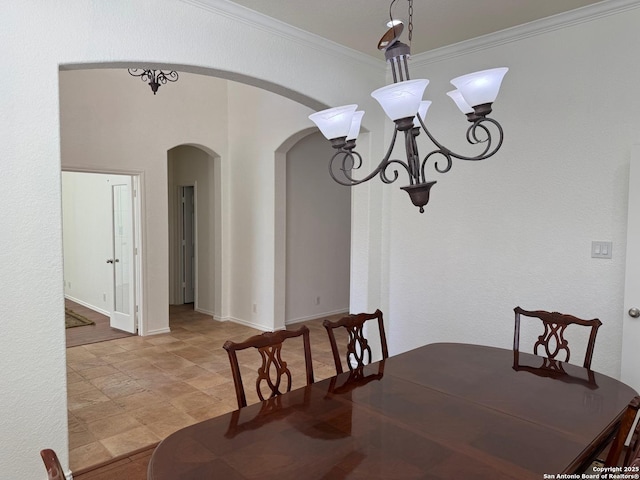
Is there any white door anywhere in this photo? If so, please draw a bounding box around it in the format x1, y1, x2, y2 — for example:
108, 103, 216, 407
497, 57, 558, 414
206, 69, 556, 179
109, 179, 137, 333
621, 145, 640, 392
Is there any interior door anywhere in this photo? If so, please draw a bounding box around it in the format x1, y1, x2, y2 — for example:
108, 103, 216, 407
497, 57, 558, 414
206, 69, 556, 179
109, 179, 137, 333
180, 186, 195, 304
621, 145, 640, 392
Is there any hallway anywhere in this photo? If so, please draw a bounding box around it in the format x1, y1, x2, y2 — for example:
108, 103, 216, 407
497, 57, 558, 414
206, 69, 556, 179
67, 305, 344, 472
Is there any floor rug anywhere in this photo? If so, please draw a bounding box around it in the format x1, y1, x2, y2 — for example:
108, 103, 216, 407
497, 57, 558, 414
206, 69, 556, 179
65, 308, 95, 329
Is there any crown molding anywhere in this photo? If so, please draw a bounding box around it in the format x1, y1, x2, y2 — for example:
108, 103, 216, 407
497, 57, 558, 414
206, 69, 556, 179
179, 0, 384, 71
411, 0, 640, 67
178, 0, 639, 78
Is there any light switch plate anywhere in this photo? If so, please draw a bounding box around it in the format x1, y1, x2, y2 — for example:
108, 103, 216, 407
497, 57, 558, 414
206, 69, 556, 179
591, 241, 612, 259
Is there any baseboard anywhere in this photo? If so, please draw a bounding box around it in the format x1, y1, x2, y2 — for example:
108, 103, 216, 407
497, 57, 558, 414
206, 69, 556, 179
64, 295, 109, 316
194, 306, 216, 317
226, 316, 272, 332
144, 327, 171, 336
285, 309, 349, 326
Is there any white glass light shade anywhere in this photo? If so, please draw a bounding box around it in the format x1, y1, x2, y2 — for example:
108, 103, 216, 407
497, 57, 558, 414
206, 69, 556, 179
371, 79, 429, 121
446, 90, 473, 114
450, 67, 508, 107
308, 104, 358, 140
346, 111, 365, 141
413, 101, 432, 127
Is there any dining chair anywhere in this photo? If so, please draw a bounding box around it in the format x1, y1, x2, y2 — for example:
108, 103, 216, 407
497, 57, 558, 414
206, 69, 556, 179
323, 309, 389, 374
513, 306, 602, 369
40, 449, 64, 480
604, 396, 640, 467
223, 325, 314, 409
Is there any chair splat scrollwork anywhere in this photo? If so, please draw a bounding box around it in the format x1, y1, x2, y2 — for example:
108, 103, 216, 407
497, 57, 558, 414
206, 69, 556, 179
257, 343, 292, 399
513, 306, 602, 369
223, 326, 314, 409
323, 310, 389, 374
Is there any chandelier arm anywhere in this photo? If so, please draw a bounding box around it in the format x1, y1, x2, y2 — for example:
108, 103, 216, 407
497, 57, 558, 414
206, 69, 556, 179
420, 150, 453, 181
127, 68, 146, 78
329, 150, 370, 185
370, 125, 412, 184
379, 159, 409, 184
417, 114, 504, 162
158, 71, 179, 83
329, 126, 411, 186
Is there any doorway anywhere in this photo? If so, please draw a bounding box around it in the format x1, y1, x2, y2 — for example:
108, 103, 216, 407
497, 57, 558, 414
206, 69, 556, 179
167, 144, 220, 317
62, 171, 142, 343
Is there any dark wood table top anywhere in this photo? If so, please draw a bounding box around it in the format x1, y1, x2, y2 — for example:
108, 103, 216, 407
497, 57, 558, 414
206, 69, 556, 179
148, 343, 637, 479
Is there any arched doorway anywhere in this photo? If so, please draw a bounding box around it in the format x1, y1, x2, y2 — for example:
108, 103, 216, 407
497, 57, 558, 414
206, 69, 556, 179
167, 144, 223, 318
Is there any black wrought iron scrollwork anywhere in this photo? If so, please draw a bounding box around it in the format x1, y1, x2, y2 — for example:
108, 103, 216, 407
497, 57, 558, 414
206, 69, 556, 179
127, 69, 179, 95
328, 112, 504, 213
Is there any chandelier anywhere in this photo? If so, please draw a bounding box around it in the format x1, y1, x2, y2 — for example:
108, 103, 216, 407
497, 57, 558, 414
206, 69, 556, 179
308, 0, 508, 213
128, 69, 179, 95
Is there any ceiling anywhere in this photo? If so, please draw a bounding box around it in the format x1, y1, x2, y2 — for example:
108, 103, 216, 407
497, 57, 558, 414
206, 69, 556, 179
228, 0, 605, 58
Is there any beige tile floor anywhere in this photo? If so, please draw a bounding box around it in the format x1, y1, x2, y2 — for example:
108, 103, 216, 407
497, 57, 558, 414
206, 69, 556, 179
67, 305, 346, 472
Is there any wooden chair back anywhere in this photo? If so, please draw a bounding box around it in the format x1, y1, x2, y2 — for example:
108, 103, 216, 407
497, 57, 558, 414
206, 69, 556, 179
223, 326, 314, 409
513, 306, 602, 369
40, 449, 64, 480
605, 396, 640, 467
323, 309, 389, 374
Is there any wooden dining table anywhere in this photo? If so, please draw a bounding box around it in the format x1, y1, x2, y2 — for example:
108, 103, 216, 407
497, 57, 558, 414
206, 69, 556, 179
148, 343, 637, 479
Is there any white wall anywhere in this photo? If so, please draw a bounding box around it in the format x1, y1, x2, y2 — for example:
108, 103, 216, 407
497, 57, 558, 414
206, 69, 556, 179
1, 1, 384, 478
226, 81, 350, 330
285, 132, 351, 323
62, 172, 132, 314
